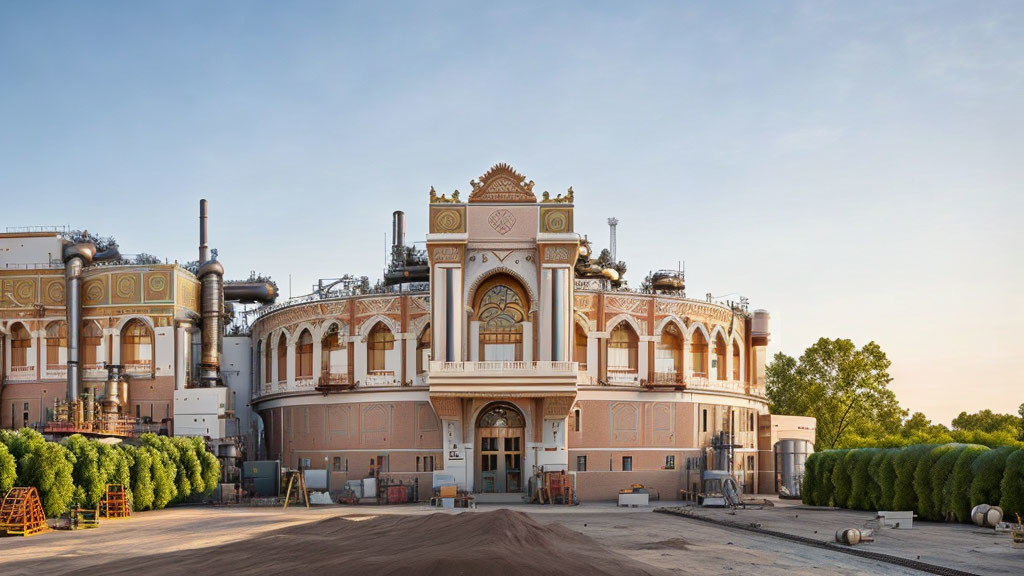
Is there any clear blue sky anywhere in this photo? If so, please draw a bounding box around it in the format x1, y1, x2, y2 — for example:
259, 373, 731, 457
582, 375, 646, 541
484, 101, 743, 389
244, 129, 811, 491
2, 1, 1021, 424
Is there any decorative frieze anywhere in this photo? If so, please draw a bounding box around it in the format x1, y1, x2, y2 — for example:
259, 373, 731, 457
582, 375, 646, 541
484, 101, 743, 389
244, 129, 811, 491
539, 206, 573, 233
430, 205, 466, 233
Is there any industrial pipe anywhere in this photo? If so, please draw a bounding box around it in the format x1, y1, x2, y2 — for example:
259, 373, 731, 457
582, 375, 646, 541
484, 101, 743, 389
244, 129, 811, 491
223, 282, 277, 304
199, 199, 209, 263
62, 241, 120, 402
198, 259, 224, 386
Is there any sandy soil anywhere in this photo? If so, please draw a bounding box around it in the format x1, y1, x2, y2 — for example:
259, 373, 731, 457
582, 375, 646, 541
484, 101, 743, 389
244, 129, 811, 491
0, 501, 1010, 575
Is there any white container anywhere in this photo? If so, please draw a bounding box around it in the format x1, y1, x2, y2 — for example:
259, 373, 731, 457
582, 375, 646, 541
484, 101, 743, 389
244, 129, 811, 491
442, 498, 455, 509
618, 493, 649, 507
878, 511, 914, 529
362, 478, 377, 499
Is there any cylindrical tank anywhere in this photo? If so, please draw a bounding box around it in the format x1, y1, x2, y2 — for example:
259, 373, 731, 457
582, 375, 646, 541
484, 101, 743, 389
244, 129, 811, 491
752, 309, 771, 338
198, 259, 225, 384
392, 211, 406, 248
835, 528, 862, 545
774, 438, 813, 498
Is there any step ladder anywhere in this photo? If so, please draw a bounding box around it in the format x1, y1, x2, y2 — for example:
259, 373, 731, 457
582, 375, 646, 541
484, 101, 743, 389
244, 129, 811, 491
0, 487, 49, 536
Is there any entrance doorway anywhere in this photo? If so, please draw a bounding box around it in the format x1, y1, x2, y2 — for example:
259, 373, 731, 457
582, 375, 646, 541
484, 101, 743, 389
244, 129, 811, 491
475, 403, 525, 493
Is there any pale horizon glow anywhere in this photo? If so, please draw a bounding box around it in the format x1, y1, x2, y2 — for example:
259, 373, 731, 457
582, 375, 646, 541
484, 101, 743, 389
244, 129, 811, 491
1, 2, 1021, 425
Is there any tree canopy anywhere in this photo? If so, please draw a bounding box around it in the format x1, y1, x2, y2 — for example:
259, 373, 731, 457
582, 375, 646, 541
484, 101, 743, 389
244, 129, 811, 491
766, 338, 905, 450
768, 339, 1023, 450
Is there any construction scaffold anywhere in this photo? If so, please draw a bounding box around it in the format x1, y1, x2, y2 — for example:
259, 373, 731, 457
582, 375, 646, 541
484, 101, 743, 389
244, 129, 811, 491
0, 487, 49, 536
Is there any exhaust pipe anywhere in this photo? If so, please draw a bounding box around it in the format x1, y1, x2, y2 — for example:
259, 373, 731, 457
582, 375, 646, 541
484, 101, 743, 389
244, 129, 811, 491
199, 199, 209, 263
62, 240, 120, 402
197, 199, 224, 386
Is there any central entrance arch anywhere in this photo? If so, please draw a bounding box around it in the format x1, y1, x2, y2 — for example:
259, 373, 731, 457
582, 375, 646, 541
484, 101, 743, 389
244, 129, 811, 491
475, 402, 525, 493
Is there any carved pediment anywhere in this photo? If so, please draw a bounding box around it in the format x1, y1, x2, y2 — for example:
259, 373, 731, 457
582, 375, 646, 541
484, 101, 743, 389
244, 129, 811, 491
467, 163, 537, 203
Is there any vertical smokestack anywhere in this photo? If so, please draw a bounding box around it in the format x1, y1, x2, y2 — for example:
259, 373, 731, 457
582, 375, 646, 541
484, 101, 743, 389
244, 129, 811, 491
607, 217, 619, 262
392, 210, 406, 248
197, 198, 224, 386
199, 199, 209, 263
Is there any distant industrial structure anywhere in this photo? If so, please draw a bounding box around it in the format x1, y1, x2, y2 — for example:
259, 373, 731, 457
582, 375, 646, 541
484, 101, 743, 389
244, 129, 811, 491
1, 163, 814, 500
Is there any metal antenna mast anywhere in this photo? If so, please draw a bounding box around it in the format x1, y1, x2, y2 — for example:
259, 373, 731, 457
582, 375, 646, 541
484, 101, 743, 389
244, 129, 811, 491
607, 217, 619, 261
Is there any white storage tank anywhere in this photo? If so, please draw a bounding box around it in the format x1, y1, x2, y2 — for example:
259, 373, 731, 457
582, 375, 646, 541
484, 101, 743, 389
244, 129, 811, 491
774, 438, 812, 498
752, 309, 771, 338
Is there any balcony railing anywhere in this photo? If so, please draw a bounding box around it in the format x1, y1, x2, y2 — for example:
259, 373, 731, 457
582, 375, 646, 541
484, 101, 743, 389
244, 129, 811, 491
316, 373, 355, 394
430, 361, 578, 374
294, 378, 315, 390
83, 364, 107, 379
123, 362, 152, 376
365, 370, 399, 387
45, 365, 67, 379
7, 366, 36, 381
607, 369, 641, 386
686, 377, 746, 394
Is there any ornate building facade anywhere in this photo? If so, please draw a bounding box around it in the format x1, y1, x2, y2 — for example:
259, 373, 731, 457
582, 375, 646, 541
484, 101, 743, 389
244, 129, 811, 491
0, 231, 201, 431
247, 164, 815, 499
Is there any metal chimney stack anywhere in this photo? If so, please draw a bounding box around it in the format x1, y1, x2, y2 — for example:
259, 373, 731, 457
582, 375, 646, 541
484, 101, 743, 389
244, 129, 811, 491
392, 211, 406, 249
607, 217, 619, 262
199, 199, 209, 263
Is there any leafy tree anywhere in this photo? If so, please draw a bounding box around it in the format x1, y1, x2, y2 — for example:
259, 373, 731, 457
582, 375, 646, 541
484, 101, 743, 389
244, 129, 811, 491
949, 445, 989, 522
848, 449, 877, 510
913, 444, 958, 521
876, 449, 898, 510
802, 452, 819, 504
970, 445, 1015, 507
176, 438, 205, 499
766, 339, 906, 450
929, 445, 966, 521
149, 445, 178, 509
866, 449, 888, 509
64, 434, 105, 507
124, 445, 154, 511
0, 442, 16, 494
893, 444, 931, 511
999, 448, 1024, 518
952, 410, 1019, 436
97, 442, 132, 505
20, 441, 76, 517
199, 448, 220, 496
1019, 404, 1024, 442
0, 428, 47, 472
831, 450, 854, 508
815, 450, 844, 506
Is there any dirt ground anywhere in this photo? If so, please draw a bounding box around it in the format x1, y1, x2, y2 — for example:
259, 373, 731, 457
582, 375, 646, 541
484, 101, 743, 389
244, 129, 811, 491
0, 499, 1017, 575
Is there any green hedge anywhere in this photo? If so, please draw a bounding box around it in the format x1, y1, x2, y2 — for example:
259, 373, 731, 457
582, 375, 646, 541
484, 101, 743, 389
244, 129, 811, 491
0, 428, 221, 517
803, 443, 1024, 524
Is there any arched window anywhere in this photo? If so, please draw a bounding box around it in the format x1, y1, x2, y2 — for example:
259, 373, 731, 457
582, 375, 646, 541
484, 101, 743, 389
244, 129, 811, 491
416, 325, 431, 374
264, 338, 272, 383
255, 340, 262, 393
733, 341, 741, 381
45, 321, 67, 367
608, 322, 638, 372
656, 324, 682, 376
295, 329, 313, 379
715, 333, 728, 380
367, 322, 394, 373
276, 333, 287, 382
121, 319, 153, 368
321, 324, 347, 376
474, 275, 529, 362
691, 329, 708, 377
10, 323, 31, 367
82, 322, 102, 366
573, 323, 588, 369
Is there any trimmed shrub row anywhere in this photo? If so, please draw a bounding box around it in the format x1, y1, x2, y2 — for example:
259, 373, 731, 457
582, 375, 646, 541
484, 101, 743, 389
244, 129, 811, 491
0, 428, 220, 517
802, 443, 1024, 523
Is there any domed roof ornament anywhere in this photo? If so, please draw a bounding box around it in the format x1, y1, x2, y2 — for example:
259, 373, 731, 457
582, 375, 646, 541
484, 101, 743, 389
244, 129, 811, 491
467, 163, 537, 203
